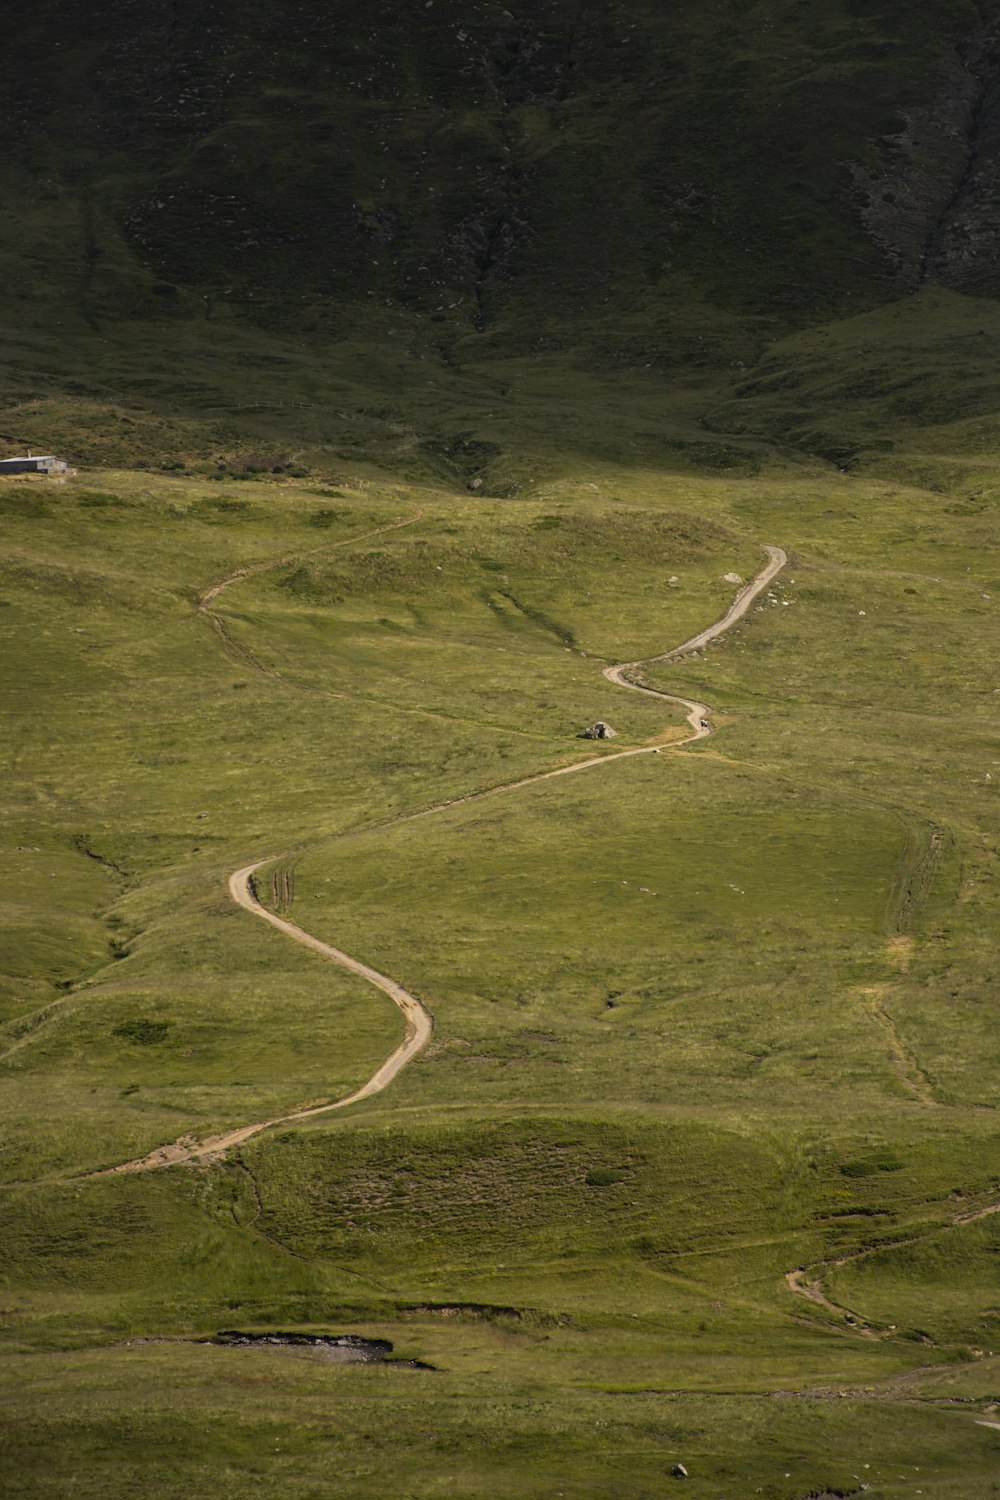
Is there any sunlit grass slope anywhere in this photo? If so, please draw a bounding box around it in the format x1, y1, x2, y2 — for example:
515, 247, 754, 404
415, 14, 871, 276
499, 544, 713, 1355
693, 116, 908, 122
0, 467, 762, 1180
4, 1341, 1000, 1500
2, 448, 1000, 1497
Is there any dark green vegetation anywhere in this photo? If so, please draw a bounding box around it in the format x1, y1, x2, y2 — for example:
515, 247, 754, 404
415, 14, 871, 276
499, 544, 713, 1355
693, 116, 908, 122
4, 0, 1000, 477
4, 1, 1000, 1496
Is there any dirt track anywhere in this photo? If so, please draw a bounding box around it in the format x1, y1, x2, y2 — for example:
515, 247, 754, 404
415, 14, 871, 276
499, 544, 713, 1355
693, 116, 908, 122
603, 544, 787, 732
784, 1197, 1000, 1336
196, 511, 423, 680
101, 862, 434, 1173
101, 544, 787, 1174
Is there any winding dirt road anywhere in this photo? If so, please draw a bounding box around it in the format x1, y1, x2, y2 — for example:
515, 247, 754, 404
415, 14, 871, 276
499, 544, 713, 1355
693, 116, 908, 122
102, 863, 434, 1174
102, 544, 787, 1174
603, 544, 787, 733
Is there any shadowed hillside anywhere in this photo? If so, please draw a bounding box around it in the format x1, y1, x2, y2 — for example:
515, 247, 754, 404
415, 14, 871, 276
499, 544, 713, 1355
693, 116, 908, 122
3, 0, 1000, 470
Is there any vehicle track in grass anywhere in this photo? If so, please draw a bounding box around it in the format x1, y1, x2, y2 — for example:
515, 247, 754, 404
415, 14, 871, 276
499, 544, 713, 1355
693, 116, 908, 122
100, 545, 787, 1174
200, 508, 563, 743
197, 510, 425, 623
784, 1194, 1000, 1340
196, 509, 423, 684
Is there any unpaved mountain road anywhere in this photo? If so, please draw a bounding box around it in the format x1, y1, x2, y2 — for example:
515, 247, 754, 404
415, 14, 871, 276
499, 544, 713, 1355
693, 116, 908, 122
102, 861, 435, 1174
100, 545, 787, 1175
603, 543, 787, 732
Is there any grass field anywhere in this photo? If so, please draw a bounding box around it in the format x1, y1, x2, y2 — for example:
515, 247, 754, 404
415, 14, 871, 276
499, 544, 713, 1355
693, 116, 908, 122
6, 1, 1000, 1487
2, 414, 1000, 1498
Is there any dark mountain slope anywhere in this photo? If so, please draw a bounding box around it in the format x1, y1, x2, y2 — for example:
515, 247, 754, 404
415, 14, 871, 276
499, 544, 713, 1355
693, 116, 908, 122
2, 0, 1000, 466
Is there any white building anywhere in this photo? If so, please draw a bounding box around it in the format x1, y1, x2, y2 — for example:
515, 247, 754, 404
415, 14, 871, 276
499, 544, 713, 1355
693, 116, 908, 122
0, 454, 71, 475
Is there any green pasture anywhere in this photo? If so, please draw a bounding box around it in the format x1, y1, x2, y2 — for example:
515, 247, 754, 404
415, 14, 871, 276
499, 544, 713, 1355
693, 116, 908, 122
6, 0, 1000, 1485
283, 753, 908, 1126
2, 443, 1000, 1494
4, 1339, 1000, 1500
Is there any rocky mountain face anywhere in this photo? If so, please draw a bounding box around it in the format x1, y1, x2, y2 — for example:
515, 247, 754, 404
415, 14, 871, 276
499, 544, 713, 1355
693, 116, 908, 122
925, 10, 1000, 293
3, 0, 1000, 461
851, 3, 1000, 293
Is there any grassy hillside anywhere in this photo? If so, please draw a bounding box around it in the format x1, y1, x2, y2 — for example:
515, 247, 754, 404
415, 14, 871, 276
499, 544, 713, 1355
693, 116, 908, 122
4, 1, 1000, 1495
2, 0, 1000, 478
3, 448, 1000, 1496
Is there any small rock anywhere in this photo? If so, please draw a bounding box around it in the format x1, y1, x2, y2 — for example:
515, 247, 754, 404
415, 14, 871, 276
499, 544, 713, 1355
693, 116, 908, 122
580, 721, 616, 740
468, 476, 483, 491
668, 575, 679, 587
670, 1462, 688, 1479
723, 572, 744, 584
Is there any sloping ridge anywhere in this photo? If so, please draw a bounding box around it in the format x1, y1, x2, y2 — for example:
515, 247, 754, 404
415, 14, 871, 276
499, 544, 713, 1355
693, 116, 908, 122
101, 544, 787, 1175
